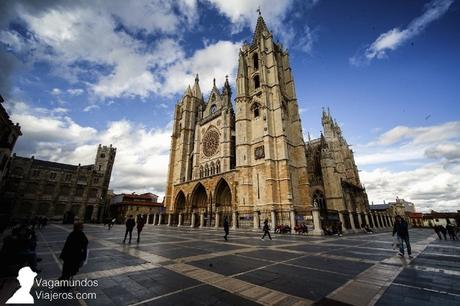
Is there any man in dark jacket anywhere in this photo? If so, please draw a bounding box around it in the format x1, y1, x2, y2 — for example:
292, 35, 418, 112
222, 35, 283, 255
393, 215, 412, 258
123, 215, 136, 244
136, 216, 145, 243
59, 222, 88, 281
223, 217, 229, 241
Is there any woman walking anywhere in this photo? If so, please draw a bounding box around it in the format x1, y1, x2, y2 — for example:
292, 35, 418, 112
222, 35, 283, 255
261, 219, 272, 240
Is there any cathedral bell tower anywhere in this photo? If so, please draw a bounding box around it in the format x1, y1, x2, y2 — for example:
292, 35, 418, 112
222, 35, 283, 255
164, 75, 204, 207
235, 13, 310, 220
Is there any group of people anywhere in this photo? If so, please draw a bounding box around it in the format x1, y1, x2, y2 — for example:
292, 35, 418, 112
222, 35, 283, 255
0, 218, 89, 284
0, 221, 41, 276
294, 223, 309, 235
322, 221, 343, 237
123, 215, 145, 243
434, 224, 458, 240
274, 224, 291, 234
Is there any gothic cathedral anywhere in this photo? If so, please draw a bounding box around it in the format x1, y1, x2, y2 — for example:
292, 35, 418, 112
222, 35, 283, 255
164, 14, 370, 234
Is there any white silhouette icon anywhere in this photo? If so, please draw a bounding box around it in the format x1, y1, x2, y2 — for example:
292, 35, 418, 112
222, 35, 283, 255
6, 266, 37, 304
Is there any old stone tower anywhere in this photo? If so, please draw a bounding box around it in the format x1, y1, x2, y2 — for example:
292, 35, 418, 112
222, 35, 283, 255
164, 13, 373, 234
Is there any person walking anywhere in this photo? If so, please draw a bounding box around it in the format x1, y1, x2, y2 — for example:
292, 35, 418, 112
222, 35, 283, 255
261, 219, 272, 240
446, 223, 457, 240
123, 215, 136, 244
439, 225, 448, 240
434, 225, 443, 239
59, 222, 88, 282
136, 216, 145, 243
392, 215, 412, 258
223, 217, 229, 241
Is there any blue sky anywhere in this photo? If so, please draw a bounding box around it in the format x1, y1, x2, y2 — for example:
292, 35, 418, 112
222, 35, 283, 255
1, 0, 459, 211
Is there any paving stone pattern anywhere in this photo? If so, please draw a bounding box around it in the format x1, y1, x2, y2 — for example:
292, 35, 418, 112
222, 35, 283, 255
1, 225, 459, 305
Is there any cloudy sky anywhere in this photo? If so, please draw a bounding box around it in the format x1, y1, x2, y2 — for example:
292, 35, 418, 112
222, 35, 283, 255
1, 0, 459, 212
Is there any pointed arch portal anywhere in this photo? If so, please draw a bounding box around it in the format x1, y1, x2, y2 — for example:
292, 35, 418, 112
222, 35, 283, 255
215, 179, 231, 207
175, 191, 186, 210
191, 183, 207, 208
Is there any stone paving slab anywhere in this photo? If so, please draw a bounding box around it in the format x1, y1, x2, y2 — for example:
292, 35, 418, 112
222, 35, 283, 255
2, 225, 458, 306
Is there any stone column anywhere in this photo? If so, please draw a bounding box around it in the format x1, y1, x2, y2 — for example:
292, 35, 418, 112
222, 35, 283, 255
389, 215, 394, 227
378, 212, 384, 228
349, 211, 357, 232
178, 213, 182, 227
232, 211, 237, 230
158, 213, 163, 225
339, 211, 347, 233
289, 209, 296, 234
190, 213, 195, 228
382, 214, 388, 227
270, 209, 276, 233
199, 212, 205, 228
167, 214, 172, 226
364, 212, 370, 227
153, 213, 158, 226
253, 211, 260, 229
215, 212, 220, 228
91, 205, 99, 221
311, 208, 324, 235
371, 212, 378, 228
356, 211, 363, 229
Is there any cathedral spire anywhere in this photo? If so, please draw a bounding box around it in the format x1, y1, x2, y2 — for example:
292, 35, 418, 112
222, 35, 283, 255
184, 85, 192, 96
223, 75, 231, 96
251, 10, 269, 46
192, 73, 202, 98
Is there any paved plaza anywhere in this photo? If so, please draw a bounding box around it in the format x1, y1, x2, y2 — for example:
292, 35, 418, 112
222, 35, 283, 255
1, 224, 460, 305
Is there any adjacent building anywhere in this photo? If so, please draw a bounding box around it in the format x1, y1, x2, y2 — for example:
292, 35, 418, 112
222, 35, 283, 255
110, 192, 163, 224
164, 14, 371, 234
2, 144, 116, 222
419, 210, 459, 227
0, 95, 22, 190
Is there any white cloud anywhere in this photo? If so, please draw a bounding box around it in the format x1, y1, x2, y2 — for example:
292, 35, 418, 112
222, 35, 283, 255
160, 40, 242, 96
67, 88, 84, 96
351, 0, 453, 65
0, 30, 27, 52
4, 3, 242, 100
376, 121, 460, 146
356, 121, 460, 212
11, 100, 171, 197
296, 25, 316, 54
51, 88, 62, 96
362, 163, 460, 212
206, 0, 317, 54
83, 105, 100, 112
206, 0, 294, 34
425, 143, 460, 160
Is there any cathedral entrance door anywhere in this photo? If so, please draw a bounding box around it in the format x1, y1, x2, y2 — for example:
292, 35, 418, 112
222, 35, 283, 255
191, 183, 208, 227
215, 179, 232, 227
84, 206, 94, 222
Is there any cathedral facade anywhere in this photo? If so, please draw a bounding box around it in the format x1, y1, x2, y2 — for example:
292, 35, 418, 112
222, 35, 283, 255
164, 15, 371, 234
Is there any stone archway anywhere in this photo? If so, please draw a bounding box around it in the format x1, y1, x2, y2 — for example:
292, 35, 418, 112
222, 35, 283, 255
191, 183, 207, 208
175, 190, 186, 210
313, 189, 328, 228
214, 178, 232, 227
215, 178, 231, 207
191, 183, 208, 227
